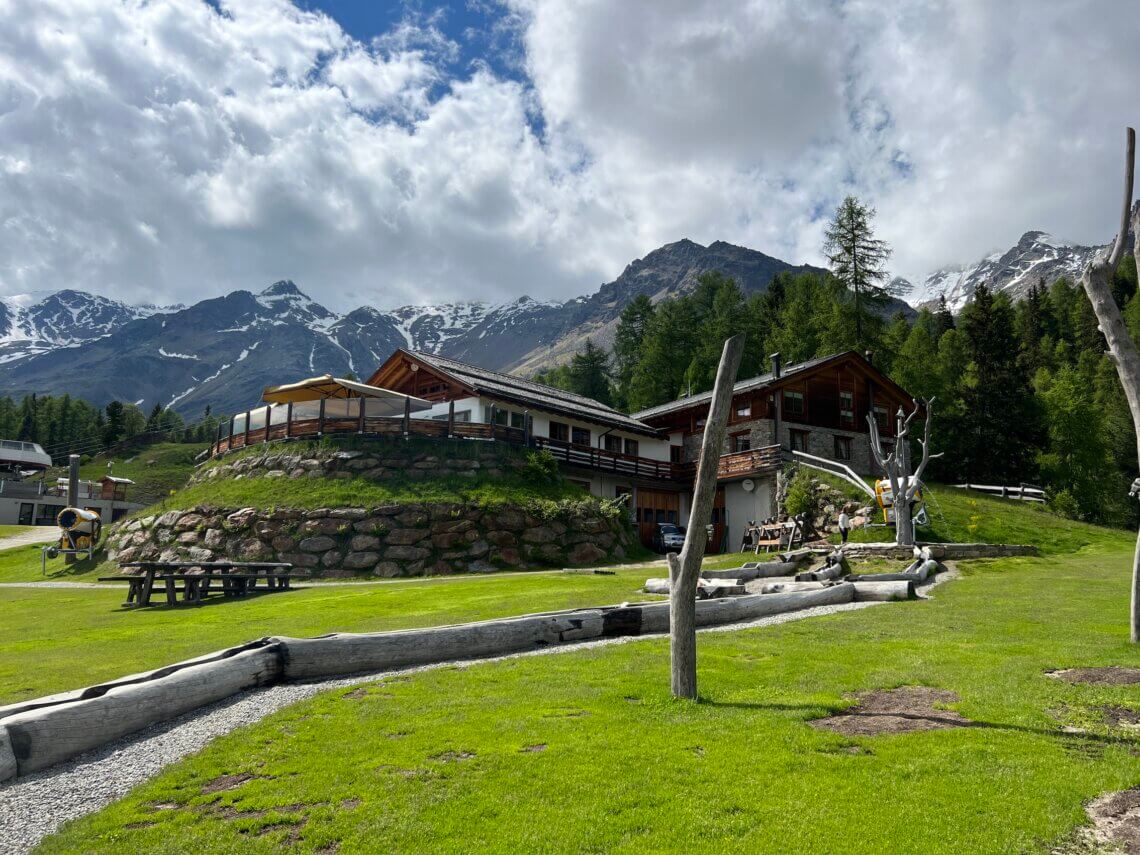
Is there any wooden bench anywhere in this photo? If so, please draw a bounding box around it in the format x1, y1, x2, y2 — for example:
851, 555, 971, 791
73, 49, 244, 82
100, 561, 305, 608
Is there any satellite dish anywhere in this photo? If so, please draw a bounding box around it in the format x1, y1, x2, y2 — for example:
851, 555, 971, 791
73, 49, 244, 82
741, 478, 755, 492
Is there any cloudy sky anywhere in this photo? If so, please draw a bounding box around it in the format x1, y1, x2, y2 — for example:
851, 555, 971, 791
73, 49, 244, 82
0, 0, 1137, 311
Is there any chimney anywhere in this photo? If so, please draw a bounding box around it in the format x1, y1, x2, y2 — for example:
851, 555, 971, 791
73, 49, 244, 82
769, 352, 781, 379
864, 349, 874, 365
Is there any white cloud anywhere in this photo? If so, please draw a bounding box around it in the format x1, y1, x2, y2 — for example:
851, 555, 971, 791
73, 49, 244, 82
0, 0, 1137, 311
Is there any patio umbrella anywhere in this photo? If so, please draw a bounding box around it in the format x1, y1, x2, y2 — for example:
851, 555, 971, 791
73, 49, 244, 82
262, 375, 433, 418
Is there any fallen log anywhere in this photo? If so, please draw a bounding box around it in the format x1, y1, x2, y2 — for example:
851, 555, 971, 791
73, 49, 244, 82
701, 561, 800, 581
760, 581, 837, 594
643, 578, 747, 598
0, 644, 281, 776
851, 580, 915, 601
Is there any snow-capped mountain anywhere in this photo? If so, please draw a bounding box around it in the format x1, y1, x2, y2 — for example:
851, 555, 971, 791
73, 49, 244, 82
914, 231, 1105, 312
0, 239, 860, 414
0, 289, 181, 364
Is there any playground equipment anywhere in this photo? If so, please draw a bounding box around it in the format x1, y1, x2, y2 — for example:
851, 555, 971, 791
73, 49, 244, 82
788, 448, 928, 529
41, 506, 102, 573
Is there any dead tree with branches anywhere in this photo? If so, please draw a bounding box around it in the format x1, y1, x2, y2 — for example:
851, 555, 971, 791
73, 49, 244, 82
666, 333, 745, 699
1078, 127, 1140, 642
867, 398, 940, 547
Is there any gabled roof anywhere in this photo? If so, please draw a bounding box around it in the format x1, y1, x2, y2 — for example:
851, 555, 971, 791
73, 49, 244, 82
632, 351, 913, 421
403, 351, 663, 438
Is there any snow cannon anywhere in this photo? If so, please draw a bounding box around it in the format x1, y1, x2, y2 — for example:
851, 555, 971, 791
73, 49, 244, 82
56, 507, 102, 552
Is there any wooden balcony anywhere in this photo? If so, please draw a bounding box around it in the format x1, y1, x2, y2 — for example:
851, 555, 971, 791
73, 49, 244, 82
209, 404, 685, 483
532, 437, 681, 481
716, 444, 784, 480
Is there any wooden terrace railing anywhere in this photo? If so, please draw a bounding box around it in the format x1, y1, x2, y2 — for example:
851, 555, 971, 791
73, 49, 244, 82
715, 445, 784, 479
209, 400, 785, 485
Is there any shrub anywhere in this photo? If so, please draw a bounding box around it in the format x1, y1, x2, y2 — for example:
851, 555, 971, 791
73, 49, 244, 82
523, 450, 561, 485
784, 467, 816, 517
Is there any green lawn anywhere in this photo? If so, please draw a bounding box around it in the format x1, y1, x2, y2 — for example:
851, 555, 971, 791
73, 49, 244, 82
0, 524, 36, 539
69, 442, 205, 504
0, 567, 665, 705
36, 539, 1140, 853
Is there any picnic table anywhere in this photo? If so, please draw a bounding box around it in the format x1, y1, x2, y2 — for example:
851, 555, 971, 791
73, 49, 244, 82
99, 561, 306, 608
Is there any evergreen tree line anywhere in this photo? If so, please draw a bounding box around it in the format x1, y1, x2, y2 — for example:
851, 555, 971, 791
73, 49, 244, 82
0, 394, 220, 462
536, 256, 1140, 527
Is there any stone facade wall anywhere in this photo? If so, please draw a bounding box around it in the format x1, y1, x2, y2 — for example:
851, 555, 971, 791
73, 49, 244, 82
106, 442, 636, 577
106, 502, 634, 577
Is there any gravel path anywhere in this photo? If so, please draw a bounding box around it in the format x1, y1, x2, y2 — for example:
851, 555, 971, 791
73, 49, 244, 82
0, 598, 887, 853
0, 529, 58, 552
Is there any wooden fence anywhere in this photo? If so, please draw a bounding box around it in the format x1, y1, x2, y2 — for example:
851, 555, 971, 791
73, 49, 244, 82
952, 483, 1046, 503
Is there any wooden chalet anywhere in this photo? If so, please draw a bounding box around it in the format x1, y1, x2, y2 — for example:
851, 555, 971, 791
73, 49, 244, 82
211, 348, 913, 553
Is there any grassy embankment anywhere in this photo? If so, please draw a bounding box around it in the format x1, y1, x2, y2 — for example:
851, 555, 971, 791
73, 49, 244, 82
33, 492, 1140, 854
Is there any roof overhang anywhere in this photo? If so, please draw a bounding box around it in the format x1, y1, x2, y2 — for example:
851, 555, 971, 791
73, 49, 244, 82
262, 374, 433, 413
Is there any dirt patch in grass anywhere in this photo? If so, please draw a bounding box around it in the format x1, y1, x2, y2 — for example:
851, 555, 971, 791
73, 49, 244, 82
520, 744, 547, 753
811, 687, 973, 737
201, 773, 256, 794
342, 688, 368, 700
430, 750, 476, 763
1060, 787, 1140, 853
1098, 706, 1140, 729
1048, 667, 1140, 685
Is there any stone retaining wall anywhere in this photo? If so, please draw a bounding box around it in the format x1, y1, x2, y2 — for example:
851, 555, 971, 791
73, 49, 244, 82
106, 502, 635, 577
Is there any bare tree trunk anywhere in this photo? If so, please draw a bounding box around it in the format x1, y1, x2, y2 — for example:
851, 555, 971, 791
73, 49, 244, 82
667, 333, 745, 699
868, 402, 940, 548
1079, 127, 1140, 641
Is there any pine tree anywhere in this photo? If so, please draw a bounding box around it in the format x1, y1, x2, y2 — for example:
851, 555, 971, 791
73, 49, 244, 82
823, 196, 904, 348
612, 294, 655, 408
933, 294, 955, 339
949, 284, 1043, 481
566, 340, 613, 406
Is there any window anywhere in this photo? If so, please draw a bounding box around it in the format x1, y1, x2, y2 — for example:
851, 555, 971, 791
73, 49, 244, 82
511, 411, 526, 429
735, 400, 752, 418
624, 438, 639, 457
670, 445, 684, 463
642, 508, 654, 523
549, 421, 569, 442
604, 434, 622, 453
784, 390, 805, 417
834, 436, 852, 461
873, 405, 889, 431
733, 434, 751, 453
453, 410, 471, 423
840, 391, 854, 424
572, 426, 591, 447
789, 429, 809, 452
484, 406, 509, 426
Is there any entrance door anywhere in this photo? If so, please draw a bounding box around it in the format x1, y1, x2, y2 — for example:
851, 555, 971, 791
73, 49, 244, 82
18, 503, 32, 525
636, 489, 680, 549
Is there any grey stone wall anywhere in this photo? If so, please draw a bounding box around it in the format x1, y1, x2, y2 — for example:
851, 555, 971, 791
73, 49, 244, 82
106, 502, 634, 578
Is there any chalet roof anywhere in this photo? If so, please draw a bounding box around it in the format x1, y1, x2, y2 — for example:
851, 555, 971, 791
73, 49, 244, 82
407, 351, 663, 438
632, 351, 907, 421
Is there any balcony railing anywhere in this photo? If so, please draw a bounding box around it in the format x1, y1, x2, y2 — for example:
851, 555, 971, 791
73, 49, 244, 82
716, 445, 783, 479
532, 437, 681, 481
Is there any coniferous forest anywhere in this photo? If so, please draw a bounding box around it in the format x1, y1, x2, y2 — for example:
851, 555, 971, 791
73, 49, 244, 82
539, 256, 1140, 529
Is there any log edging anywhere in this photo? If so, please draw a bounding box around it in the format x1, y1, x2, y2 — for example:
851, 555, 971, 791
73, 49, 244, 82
0, 584, 867, 782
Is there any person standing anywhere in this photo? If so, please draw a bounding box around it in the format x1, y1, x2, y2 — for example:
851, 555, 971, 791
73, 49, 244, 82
838, 510, 851, 544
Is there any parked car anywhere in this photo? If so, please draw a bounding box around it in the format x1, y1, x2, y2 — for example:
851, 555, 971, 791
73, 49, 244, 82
652, 523, 686, 553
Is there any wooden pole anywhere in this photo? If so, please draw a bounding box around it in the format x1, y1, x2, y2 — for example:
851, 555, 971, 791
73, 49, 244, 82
64, 455, 79, 565
1078, 127, 1140, 642
243, 410, 251, 447
284, 402, 293, 439
357, 397, 366, 434
317, 398, 326, 436
403, 396, 411, 438
666, 333, 745, 699
447, 400, 455, 438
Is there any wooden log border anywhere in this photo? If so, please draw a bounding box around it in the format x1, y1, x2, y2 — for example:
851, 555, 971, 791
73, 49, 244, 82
0, 582, 868, 782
